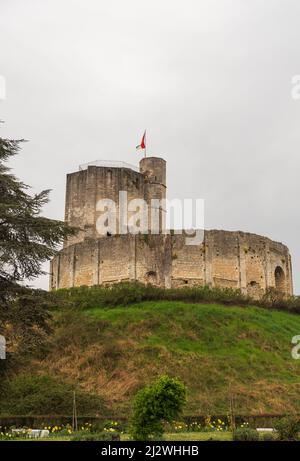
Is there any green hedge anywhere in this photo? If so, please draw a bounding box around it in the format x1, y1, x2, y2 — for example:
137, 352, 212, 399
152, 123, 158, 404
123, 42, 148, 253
0, 375, 106, 416
51, 282, 300, 314
274, 417, 300, 441
233, 428, 259, 441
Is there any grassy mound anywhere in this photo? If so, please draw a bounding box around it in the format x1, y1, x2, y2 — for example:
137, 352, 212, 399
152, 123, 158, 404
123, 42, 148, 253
3, 296, 300, 417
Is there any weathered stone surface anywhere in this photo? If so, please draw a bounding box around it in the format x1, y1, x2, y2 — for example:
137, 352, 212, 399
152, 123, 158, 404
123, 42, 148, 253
50, 230, 293, 297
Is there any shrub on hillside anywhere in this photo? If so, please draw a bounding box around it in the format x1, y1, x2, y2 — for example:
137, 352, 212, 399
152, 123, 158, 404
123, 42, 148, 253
54, 282, 253, 309
261, 432, 277, 441
130, 375, 186, 441
274, 417, 300, 441
54, 283, 164, 308
0, 375, 106, 416
261, 289, 300, 314
53, 282, 300, 314
0, 286, 55, 369
233, 428, 259, 441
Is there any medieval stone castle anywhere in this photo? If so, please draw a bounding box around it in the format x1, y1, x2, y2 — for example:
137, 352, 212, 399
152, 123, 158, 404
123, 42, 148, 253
50, 156, 293, 298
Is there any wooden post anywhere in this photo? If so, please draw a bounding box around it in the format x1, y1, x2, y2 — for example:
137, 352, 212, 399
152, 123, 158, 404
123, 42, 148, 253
72, 390, 78, 432
229, 393, 236, 436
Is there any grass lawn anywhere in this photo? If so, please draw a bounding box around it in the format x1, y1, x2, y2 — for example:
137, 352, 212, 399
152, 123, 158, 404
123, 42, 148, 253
163, 432, 233, 441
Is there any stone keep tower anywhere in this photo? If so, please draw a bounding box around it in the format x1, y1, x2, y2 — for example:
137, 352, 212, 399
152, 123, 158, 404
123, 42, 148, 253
63, 157, 166, 247
50, 156, 293, 299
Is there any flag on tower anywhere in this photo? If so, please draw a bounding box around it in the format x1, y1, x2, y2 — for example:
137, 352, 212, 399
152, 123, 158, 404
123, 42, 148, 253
136, 131, 146, 151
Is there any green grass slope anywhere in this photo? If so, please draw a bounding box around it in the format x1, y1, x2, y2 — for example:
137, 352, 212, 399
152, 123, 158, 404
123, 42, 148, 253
3, 301, 300, 416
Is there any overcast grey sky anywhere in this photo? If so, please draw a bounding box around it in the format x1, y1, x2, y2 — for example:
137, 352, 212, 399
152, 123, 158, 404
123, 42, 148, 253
0, 0, 299, 292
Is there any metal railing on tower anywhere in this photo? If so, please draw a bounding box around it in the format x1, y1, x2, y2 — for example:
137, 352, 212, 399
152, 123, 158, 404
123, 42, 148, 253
79, 159, 139, 172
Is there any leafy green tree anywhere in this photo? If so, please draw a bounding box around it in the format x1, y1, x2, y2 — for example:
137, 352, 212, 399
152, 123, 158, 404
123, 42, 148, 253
130, 375, 186, 441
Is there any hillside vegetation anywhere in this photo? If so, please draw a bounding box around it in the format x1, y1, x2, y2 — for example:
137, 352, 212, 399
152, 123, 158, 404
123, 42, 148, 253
2, 284, 300, 417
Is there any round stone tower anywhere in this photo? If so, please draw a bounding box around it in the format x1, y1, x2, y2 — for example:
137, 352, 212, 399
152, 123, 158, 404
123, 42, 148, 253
139, 157, 167, 233
50, 155, 293, 299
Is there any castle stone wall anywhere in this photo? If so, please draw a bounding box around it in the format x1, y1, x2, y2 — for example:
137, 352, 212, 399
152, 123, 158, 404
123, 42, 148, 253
50, 230, 293, 297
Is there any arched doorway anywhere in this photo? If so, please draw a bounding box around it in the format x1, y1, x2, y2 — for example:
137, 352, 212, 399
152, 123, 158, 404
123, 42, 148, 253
274, 266, 286, 293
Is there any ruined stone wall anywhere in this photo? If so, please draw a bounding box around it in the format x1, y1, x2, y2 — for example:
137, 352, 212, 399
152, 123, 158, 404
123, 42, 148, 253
50, 230, 293, 297
170, 230, 293, 297
64, 166, 146, 247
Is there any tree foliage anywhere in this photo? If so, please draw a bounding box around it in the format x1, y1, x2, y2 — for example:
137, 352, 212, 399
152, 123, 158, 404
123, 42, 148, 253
0, 284, 53, 362
0, 134, 76, 369
130, 375, 186, 441
274, 417, 300, 441
0, 374, 107, 416
0, 136, 75, 283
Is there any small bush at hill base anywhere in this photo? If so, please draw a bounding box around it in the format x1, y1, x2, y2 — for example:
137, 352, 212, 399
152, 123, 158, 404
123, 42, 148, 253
261, 432, 277, 441
274, 417, 300, 441
233, 428, 259, 441
0, 375, 106, 416
130, 375, 186, 441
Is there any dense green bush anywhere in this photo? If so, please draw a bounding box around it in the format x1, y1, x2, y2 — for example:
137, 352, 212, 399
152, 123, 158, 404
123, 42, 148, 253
53, 282, 300, 314
274, 417, 300, 441
0, 375, 106, 416
130, 375, 186, 441
54, 282, 252, 309
71, 431, 120, 441
233, 428, 259, 441
261, 432, 277, 441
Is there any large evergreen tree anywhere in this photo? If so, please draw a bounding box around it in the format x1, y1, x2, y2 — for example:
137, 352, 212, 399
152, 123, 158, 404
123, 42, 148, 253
0, 136, 75, 284
0, 134, 76, 367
